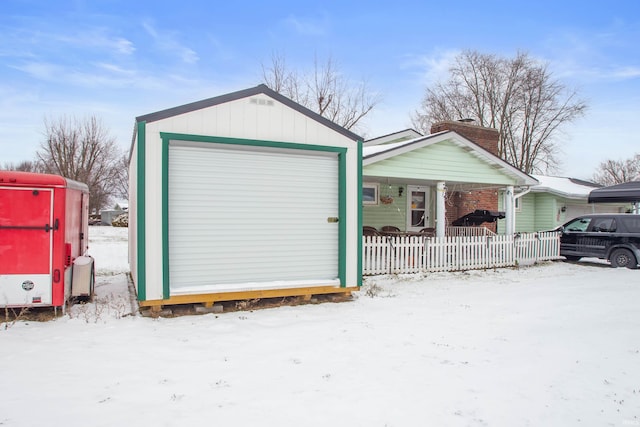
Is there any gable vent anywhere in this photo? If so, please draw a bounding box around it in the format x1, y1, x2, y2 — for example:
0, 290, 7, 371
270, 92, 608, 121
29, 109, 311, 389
249, 98, 274, 106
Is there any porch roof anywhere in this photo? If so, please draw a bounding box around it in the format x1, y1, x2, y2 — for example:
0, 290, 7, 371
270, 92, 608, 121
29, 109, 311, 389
362, 130, 538, 188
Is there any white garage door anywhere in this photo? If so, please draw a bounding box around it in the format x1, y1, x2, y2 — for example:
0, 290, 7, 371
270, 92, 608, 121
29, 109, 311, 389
168, 141, 340, 294
565, 203, 623, 220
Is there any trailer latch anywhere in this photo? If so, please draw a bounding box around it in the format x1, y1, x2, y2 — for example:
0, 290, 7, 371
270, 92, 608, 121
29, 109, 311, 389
44, 219, 60, 232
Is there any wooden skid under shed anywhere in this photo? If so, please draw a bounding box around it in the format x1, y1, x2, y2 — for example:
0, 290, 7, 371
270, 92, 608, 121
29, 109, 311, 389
139, 285, 358, 310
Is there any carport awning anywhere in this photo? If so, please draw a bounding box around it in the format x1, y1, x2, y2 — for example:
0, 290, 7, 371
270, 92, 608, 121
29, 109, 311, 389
588, 181, 640, 203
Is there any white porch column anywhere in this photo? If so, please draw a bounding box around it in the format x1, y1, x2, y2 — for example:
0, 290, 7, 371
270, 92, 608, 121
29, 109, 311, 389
504, 185, 515, 235
436, 181, 446, 237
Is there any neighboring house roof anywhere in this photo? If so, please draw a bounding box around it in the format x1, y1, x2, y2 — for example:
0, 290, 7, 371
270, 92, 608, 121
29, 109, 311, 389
134, 84, 362, 143
363, 129, 423, 147
531, 175, 602, 199
113, 199, 129, 210
363, 130, 538, 187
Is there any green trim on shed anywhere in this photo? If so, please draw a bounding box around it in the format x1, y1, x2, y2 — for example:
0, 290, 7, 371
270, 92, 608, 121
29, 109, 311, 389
161, 137, 170, 299
357, 140, 363, 287
338, 151, 346, 286
160, 132, 350, 294
136, 121, 146, 301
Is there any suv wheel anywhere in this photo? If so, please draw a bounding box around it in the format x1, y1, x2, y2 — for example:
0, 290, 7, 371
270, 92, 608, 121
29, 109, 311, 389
610, 249, 638, 269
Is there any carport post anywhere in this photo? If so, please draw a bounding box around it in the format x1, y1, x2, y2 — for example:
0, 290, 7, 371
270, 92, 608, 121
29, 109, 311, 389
436, 181, 446, 237
504, 185, 515, 235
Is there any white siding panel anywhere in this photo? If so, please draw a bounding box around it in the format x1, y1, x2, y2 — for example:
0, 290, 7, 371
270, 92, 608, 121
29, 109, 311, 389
168, 143, 339, 292
128, 141, 138, 284
144, 122, 165, 300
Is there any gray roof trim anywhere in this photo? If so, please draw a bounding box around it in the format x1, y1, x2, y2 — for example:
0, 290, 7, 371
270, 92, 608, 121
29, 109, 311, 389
135, 84, 362, 142
364, 128, 423, 146
569, 177, 602, 188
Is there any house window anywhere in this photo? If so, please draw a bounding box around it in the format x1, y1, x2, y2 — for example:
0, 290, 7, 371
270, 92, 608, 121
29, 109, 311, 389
515, 197, 521, 212
363, 183, 379, 205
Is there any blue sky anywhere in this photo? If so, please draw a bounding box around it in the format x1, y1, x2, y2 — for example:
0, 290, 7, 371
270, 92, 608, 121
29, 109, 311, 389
1, 0, 639, 179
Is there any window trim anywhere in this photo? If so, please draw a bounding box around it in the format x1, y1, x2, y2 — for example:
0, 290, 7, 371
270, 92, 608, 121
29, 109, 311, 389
363, 182, 379, 205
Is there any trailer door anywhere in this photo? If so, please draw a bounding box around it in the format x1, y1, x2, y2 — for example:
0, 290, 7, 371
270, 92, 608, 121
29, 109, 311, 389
0, 186, 54, 306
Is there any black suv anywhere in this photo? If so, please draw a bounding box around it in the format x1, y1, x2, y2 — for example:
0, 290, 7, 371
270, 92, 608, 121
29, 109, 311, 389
558, 214, 640, 269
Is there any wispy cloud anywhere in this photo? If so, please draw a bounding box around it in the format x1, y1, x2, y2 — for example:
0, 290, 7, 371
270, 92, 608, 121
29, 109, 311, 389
141, 20, 199, 64
283, 14, 329, 36
10, 57, 208, 95
401, 49, 460, 86
542, 23, 640, 84
112, 37, 136, 55
1, 24, 136, 58
552, 59, 640, 84
94, 62, 136, 75
612, 66, 640, 79
55, 30, 136, 55
12, 60, 136, 90
11, 61, 60, 80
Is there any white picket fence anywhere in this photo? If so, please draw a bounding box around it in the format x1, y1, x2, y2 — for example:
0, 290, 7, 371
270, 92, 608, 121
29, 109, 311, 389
362, 231, 561, 275
445, 226, 496, 237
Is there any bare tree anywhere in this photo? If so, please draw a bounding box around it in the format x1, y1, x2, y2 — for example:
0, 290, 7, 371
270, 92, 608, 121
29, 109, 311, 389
2, 160, 44, 172
262, 52, 380, 133
111, 152, 129, 201
592, 154, 640, 186
412, 50, 587, 174
37, 115, 123, 213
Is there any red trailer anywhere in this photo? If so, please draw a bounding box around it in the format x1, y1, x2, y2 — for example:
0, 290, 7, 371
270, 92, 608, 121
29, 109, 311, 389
0, 171, 94, 310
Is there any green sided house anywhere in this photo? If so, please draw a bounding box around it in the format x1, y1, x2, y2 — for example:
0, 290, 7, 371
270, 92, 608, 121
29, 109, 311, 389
129, 84, 362, 310
362, 121, 538, 236
498, 175, 630, 233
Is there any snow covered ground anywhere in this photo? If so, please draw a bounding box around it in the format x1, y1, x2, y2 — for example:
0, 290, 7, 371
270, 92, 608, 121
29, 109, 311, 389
1, 226, 640, 426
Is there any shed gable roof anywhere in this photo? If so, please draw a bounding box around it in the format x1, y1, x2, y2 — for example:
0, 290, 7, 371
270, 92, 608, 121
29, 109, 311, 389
135, 84, 362, 142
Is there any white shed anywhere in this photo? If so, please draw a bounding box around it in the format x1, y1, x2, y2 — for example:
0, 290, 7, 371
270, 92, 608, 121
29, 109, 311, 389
129, 85, 362, 309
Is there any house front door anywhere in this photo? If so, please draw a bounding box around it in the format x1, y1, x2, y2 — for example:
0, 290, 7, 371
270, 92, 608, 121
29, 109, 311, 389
407, 185, 430, 231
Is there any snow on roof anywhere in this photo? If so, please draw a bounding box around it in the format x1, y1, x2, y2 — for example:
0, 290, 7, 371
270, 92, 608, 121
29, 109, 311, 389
363, 129, 423, 147
363, 136, 422, 156
531, 175, 601, 199
362, 132, 445, 157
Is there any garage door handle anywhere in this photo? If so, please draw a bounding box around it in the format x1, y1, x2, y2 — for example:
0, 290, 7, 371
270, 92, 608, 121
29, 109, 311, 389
327, 217, 339, 223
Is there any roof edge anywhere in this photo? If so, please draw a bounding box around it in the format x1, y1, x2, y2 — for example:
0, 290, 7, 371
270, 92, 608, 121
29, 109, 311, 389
364, 130, 538, 186
135, 84, 362, 142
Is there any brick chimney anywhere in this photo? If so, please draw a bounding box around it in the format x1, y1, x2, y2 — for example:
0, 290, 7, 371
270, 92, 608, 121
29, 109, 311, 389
430, 120, 501, 231
430, 120, 499, 156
